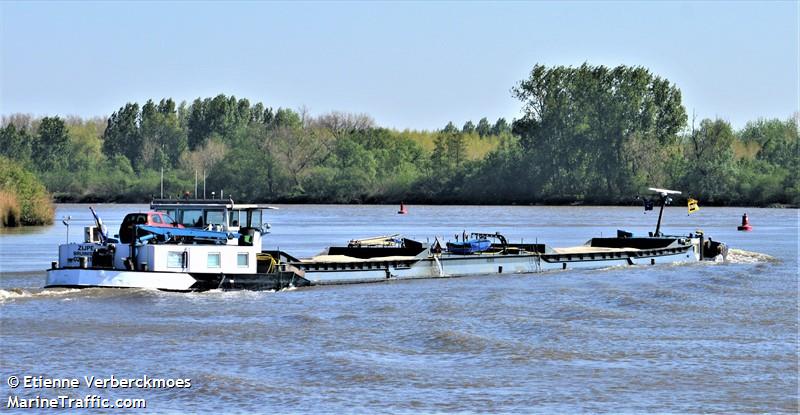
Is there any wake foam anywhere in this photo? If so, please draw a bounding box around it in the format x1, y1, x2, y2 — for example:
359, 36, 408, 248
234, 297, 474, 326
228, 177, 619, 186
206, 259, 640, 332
0, 288, 81, 303
0, 285, 290, 304
724, 248, 779, 264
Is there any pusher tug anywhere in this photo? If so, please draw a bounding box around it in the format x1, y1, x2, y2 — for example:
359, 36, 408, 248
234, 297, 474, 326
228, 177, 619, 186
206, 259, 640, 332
46, 189, 727, 291
46, 199, 305, 291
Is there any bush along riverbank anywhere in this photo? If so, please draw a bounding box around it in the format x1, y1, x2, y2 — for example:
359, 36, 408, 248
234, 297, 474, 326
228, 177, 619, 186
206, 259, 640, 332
1, 64, 798, 207
0, 156, 54, 227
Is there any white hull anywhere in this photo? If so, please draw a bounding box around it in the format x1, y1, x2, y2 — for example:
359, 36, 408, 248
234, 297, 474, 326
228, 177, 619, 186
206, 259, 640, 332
46, 268, 197, 291
300, 245, 700, 285
47, 244, 702, 290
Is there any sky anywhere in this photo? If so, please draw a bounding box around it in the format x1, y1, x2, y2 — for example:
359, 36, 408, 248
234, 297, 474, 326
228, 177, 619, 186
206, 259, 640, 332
1, 1, 797, 131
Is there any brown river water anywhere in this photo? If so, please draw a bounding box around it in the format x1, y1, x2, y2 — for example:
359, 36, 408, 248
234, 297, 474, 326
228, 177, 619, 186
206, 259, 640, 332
0, 204, 797, 413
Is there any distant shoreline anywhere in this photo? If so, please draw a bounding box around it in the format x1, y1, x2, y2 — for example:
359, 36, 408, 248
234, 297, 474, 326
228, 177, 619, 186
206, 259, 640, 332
1, 201, 791, 231
50, 198, 797, 210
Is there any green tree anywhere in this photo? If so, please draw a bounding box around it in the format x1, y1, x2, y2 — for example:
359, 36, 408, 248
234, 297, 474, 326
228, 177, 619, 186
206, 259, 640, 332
0, 124, 33, 163
476, 117, 491, 137
354, 128, 423, 197
462, 120, 475, 134
681, 118, 737, 202
442, 121, 458, 134
64, 116, 105, 173
269, 121, 331, 190
739, 117, 799, 168
511, 63, 687, 201
140, 99, 187, 170
272, 107, 302, 130
423, 129, 468, 200
491, 118, 509, 135
431, 134, 448, 168
139, 99, 163, 169
446, 131, 467, 168
187, 94, 245, 149
464, 136, 525, 203
33, 116, 70, 171
326, 137, 377, 202
158, 98, 189, 165
103, 103, 140, 166
208, 143, 284, 201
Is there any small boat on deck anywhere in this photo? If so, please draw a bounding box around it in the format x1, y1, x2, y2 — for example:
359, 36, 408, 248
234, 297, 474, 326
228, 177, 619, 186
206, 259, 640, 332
446, 233, 492, 254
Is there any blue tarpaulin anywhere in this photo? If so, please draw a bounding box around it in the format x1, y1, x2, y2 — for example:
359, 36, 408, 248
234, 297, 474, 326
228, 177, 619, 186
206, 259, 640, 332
136, 225, 236, 243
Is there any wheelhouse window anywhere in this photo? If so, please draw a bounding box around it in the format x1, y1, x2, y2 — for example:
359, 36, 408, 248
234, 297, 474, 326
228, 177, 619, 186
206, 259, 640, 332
237, 253, 249, 267
230, 210, 241, 228
151, 215, 162, 224
207, 253, 221, 268
205, 210, 225, 227
167, 251, 184, 268
181, 209, 204, 227
248, 210, 262, 228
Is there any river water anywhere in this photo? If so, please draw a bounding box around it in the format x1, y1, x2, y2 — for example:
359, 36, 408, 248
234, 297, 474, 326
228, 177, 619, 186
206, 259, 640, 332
0, 204, 797, 413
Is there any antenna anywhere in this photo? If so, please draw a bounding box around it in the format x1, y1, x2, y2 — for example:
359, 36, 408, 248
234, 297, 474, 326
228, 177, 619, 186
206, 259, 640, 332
61, 216, 72, 243
160, 167, 164, 198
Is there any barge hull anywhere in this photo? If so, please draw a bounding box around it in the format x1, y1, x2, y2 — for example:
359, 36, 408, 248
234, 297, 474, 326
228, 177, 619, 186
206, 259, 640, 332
298, 244, 700, 285
46, 268, 309, 292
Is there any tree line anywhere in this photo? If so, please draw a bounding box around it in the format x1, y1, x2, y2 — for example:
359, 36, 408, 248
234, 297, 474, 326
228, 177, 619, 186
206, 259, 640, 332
1, 63, 797, 223
0, 96, 513, 204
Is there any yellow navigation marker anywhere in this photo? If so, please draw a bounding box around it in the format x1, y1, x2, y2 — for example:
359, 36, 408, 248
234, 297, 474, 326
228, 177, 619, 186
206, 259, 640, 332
687, 198, 700, 214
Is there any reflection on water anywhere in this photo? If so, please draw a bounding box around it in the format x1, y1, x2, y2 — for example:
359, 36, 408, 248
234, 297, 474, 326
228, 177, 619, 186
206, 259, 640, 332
0, 204, 797, 413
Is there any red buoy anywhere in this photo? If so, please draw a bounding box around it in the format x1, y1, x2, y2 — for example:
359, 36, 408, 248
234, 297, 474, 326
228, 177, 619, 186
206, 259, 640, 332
398, 202, 407, 215
737, 213, 752, 231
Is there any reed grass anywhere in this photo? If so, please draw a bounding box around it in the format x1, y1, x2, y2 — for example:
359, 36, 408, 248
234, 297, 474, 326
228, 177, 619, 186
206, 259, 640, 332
0, 157, 55, 227
0, 190, 21, 227
24, 190, 55, 226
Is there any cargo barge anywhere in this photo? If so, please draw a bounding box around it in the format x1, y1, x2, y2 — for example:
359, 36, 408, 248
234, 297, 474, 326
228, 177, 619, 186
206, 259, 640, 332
45, 188, 727, 291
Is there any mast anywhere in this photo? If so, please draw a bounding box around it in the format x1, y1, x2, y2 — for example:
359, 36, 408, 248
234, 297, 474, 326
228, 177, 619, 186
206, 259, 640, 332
648, 187, 681, 237
654, 195, 666, 237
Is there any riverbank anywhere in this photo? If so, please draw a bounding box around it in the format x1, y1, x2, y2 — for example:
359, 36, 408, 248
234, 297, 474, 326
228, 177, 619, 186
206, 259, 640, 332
0, 157, 54, 227
50, 192, 797, 209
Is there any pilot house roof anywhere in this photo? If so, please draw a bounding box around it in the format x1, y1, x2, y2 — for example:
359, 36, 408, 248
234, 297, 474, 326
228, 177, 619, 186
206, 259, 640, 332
150, 198, 278, 210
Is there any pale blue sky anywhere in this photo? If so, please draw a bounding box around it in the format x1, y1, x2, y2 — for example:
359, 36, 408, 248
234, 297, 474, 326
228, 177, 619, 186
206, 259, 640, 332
1, 1, 797, 130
